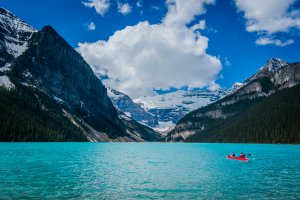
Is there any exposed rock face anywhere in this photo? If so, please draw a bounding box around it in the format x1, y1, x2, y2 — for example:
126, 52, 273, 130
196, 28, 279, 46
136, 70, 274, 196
8, 25, 125, 138
107, 88, 158, 127
168, 59, 300, 142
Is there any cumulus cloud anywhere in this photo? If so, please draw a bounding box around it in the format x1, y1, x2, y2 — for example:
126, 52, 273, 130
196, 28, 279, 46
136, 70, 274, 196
85, 22, 96, 31
235, 0, 300, 46
118, 3, 131, 15
77, 0, 221, 98
82, 0, 110, 16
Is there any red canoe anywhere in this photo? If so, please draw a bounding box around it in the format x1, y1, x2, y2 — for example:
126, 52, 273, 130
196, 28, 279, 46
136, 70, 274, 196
226, 155, 248, 161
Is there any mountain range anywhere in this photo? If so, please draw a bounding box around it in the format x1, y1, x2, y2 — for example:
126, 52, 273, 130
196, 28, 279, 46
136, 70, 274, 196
0, 7, 160, 142
107, 86, 227, 133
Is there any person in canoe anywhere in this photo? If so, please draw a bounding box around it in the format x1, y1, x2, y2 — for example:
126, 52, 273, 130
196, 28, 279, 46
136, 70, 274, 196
230, 152, 236, 157
240, 152, 245, 158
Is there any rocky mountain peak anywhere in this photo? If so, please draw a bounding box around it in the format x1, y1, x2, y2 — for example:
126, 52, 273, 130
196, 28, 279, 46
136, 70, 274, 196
41, 25, 60, 36
0, 7, 36, 59
0, 7, 17, 18
265, 57, 288, 71
245, 57, 288, 83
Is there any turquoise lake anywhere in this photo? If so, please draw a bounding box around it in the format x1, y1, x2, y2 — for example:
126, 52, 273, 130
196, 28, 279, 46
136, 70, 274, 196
0, 143, 299, 199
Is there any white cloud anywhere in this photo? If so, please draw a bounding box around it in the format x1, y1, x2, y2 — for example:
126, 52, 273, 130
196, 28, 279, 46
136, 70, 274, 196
235, 0, 300, 46
256, 37, 294, 47
82, 0, 110, 16
163, 0, 214, 27
85, 22, 96, 31
77, 0, 221, 98
118, 3, 131, 15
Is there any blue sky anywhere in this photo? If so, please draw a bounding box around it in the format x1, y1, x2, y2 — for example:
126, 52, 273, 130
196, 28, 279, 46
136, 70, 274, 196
1, 0, 299, 97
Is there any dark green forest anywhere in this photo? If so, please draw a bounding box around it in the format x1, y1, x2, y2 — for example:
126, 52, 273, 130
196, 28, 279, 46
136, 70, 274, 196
0, 86, 87, 142
184, 84, 300, 143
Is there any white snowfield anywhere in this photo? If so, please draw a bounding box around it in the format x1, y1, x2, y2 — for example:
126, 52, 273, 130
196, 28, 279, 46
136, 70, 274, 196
134, 89, 225, 111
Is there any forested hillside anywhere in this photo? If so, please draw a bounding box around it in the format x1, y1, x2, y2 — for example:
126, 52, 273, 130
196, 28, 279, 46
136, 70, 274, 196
0, 86, 87, 141
168, 60, 300, 143
185, 84, 300, 143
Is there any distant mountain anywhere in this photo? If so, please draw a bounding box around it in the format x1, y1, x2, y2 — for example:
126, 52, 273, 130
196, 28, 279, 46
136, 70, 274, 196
168, 58, 300, 143
107, 86, 227, 133
134, 89, 227, 132
227, 82, 243, 94
0, 7, 160, 142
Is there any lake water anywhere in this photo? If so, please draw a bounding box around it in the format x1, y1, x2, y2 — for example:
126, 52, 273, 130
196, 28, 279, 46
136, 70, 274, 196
0, 143, 299, 199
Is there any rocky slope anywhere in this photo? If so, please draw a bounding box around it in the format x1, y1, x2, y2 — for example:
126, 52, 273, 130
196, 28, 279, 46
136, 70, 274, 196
107, 88, 158, 127
0, 7, 159, 142
168, 58, 300, 143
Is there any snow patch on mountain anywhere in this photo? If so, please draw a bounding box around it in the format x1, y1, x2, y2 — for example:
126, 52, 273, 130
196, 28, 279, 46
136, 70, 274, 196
0, 75, 14, 89
0, 63, 11, 72
155, 121, 175, 133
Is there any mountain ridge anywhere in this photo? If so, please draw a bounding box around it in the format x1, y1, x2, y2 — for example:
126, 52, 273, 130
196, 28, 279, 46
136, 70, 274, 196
167, 59, 300, 143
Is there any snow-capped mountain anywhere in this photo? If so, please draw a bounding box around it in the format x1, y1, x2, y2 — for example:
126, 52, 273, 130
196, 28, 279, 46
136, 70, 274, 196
107, 86, 227, 132
133, 89, 227, 131
0, 7, 37, 59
